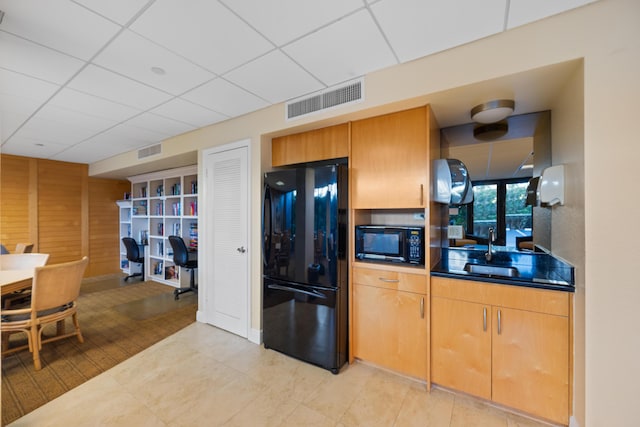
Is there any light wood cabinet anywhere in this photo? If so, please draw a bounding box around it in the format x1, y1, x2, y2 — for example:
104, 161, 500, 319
271, 123, 349, 166
351, 106, 436, 209
431, 296, 492, 399
431, 276, 570, 425
352, 266, 428, 380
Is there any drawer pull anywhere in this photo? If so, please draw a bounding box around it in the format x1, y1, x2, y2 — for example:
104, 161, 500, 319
497, 309, 502, 335
483, 307, 487, 332
420, 297, 424, 318
420, 184, 424, 205
378, 278, 400, 283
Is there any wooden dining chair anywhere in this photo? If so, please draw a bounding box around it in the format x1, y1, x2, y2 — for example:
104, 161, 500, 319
14, 243, 34, 254
1, 256, 88, 370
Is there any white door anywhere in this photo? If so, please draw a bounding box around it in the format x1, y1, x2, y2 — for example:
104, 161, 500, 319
203, 142, 249, 337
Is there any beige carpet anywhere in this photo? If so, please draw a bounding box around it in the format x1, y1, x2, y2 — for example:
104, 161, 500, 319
1, 277, 197, 426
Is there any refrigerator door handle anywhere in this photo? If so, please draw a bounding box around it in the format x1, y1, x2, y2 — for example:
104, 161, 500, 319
262, 184, 272, 267
267, 283, 328, 299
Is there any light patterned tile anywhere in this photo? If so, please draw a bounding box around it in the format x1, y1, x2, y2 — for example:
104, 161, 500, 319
450, 394, 509, 427
282, 404, 338, 427
339, 369, 412, 427
394, 386, 454, 427
224, 389, 299, 427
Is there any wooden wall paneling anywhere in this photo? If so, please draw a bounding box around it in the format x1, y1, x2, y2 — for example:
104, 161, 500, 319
86, 177, 130, 277
37, 160, 87, 265
0, 155, 36, 252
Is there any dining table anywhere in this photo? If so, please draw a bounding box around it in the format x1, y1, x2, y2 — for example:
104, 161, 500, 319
1, 269, 34, 296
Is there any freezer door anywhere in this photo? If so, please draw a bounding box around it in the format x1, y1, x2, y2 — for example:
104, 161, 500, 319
262, 278, 346, 373
263, 165, 345, 288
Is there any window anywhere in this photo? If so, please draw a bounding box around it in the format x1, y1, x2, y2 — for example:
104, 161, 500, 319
451, 179, 531, 247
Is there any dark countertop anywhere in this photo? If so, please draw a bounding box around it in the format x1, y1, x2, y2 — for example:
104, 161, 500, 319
431, 247, 575, 292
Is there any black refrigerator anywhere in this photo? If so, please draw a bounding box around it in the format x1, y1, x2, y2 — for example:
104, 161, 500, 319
262, 163, 348, 374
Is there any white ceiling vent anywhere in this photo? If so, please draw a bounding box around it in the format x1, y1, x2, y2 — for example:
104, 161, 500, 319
138, 143, 162, 159
286, 78, 364, 121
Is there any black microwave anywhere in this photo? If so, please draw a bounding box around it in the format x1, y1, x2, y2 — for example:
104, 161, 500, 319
355, 225, 425, 265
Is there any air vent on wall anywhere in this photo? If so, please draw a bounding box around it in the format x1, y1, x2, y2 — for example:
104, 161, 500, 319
286, 78, 364, 120
138, 143, 162, 159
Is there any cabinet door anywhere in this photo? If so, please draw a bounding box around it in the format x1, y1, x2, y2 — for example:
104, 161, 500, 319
351, 107, 428, 208
272, 123, 349, 167
431, 296, 492, 399
352, 284, 427, 379
492, 307, 569, 425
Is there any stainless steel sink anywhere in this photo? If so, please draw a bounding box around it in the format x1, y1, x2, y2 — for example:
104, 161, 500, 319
464, 263, 520, 278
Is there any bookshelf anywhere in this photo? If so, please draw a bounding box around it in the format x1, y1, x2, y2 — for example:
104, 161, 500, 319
120, 166, 198, 288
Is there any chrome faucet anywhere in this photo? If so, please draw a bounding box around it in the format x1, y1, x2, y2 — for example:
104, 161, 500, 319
485, 227, 496, 262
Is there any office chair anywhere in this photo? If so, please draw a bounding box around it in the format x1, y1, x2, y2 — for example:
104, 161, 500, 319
168, 235, 197, 300
122, 237, 144, 281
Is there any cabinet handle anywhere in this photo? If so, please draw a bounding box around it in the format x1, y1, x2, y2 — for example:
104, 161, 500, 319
420, 184, 424, 205
420, 297, 424, 319
378, 278, 400, 283
497, 309, 502, 335
483, 307, 487, 332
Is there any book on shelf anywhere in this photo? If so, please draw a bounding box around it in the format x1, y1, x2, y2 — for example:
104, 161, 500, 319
190, 181, 197, 194
189, 201, 197, 216
156, 185, 163, 196
172, 223, 181, 236
157, 241, 163, 256
157, 222, 164, 236
121, 259, 129, 269
153, 261, 163, 275
164, 265, 178, 280
189, 222, 198, 249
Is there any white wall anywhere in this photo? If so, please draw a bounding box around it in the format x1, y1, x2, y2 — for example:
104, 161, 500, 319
90, 0, 640, 424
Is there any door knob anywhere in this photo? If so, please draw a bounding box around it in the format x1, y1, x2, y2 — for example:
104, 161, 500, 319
237, 246, 246, 253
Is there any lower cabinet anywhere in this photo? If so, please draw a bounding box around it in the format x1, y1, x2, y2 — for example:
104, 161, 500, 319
352, 266, 428, 380
431, 276, 570, 425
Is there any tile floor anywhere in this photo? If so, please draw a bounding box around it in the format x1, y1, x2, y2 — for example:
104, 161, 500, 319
9, 322, 555, 427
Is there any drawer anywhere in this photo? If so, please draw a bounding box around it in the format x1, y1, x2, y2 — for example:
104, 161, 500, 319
353, 267, 427, 294
431, 276, 569, 316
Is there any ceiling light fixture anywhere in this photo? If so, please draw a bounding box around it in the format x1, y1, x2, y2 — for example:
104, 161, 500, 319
0, 10, 5, 25
473, 121, 509, 141
151, 66, 166, 75
470, 99, 515, 124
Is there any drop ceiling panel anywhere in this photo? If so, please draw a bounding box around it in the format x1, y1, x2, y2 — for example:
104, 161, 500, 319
130, 0, 273, 74
123, 113, 196, 137
283, 10, 397, 86
48, 88, 142, 122
182, 78, 270, 118
225, 50, 325, 104
151, 98, 228, 128
106, 123, 169, 144
372, 0, 507, 62
223, 0, 363, 46
508, 0, 598, 29
14, 105, 117, 145
50, 136, 137, 164
0, 32, 85, 84
67, 65, 172, 110
93, 30, 216, 96
1, 136, 69, 158
72, 0, 150, 26
0, 111, 29, 142
0, 0, 121, 60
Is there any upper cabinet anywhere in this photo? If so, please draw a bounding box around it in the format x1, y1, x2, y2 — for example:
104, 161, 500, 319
351, 106, 438, 209
271, 123, 349, 167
